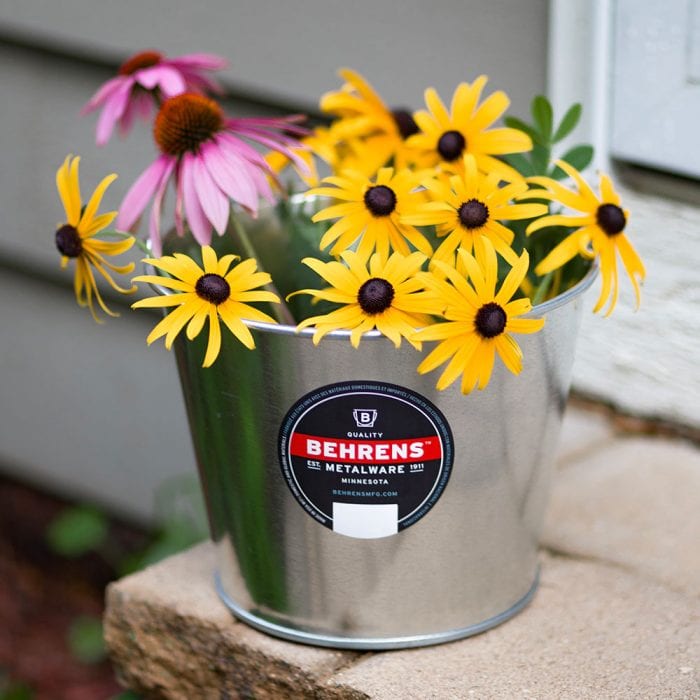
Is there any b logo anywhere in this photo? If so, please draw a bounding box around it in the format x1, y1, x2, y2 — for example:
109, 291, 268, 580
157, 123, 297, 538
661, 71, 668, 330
353, 409, 378, 428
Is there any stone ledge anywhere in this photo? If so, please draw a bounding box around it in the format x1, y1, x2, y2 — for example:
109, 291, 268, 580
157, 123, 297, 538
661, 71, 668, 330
326, 553, 700, 699
544, 434, 700, 597
555, 405, 616, 465
105, 544, 700, 699
104, 543, 361, 700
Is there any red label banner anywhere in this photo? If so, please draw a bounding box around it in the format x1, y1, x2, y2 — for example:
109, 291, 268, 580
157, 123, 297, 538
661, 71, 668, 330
290, 433, 442, 464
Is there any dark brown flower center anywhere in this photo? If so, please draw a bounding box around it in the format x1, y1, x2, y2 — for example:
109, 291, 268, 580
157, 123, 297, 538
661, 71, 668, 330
437, 130, 466, 161
474, 302, 507, 338
391, 109, 419, 140
357, 277, 395, 315
459, 199, 489, 229
154, 93, 224, 156
55, 224, 82, 258
364, 185, 397, 217
596, 204, 626, 236
119, 50, 163, 76
195, 273, 230, 305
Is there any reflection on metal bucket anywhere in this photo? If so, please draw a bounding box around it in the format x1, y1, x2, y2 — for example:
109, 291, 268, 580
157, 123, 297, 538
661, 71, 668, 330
172, 254, 596, 649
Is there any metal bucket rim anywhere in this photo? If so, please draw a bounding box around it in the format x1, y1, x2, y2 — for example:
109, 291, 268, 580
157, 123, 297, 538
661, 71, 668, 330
145, 194, 598, 341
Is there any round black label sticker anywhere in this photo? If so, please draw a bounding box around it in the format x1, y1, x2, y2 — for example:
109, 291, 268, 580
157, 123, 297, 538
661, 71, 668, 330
278, 381, 454, 539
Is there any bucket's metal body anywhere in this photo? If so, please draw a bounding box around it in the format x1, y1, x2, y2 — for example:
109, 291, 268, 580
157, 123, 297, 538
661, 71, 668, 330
172, 258, 595, 649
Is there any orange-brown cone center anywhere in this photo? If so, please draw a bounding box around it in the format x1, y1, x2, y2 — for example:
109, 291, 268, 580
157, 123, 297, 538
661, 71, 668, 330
154, 94, 224, 156
119, 50, 163, 76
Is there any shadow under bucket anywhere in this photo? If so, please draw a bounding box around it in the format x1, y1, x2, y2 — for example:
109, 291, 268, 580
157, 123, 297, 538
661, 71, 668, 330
170, 241, 596, 649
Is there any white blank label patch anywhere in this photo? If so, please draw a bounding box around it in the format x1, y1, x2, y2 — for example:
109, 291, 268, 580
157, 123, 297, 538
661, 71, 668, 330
333, 503, 398, 539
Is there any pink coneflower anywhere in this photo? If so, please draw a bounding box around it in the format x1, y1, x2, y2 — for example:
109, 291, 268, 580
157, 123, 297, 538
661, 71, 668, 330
81, 50, 227, 145
116, 93, 307, 255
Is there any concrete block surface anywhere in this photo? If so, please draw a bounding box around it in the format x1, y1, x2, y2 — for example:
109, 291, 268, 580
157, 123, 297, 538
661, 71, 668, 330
555, 404, 615, 466
544, 435, 700, 597
327, 554, 700, 699
104, 543, 359, 700
105, 544, 700, 699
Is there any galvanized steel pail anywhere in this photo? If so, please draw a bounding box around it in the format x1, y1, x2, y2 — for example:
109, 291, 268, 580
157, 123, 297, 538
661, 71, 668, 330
169, 210, 596, 650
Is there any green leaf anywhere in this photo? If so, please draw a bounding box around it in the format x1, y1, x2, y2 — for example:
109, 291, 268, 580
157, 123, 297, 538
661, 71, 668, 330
531, 96, 553, 144
500, 153, 535, 177
503, 116, 539, 144
110, 693, 142, 700
550, 145, 594, 179
46, 506, 109, 557
530, 143, 551, 176
67, 616, 106, 664
0, 679, 34, 700
552, 103, 582, 143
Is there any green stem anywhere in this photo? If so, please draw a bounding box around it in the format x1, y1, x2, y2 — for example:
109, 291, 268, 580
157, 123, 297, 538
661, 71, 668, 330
229, 214, 296, 326
532, 271, 554, 306
550, 267, 563, 299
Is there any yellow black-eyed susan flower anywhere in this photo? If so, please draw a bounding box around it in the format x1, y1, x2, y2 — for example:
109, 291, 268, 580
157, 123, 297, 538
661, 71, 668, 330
414, 238, 544, 393
402, 154, 547, 265
132, 245, 279, 367
309, 167, 432, 260
291, 250, 439, 348
526, 160, 645, 316
320, 68, 420, 174
404, 76, 532, 182
54, 155, 136, 322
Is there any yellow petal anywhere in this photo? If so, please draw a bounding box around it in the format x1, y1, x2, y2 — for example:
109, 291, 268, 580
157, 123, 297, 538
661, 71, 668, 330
554, 160, 599, 207
201, 306, 222, 367
56, 155, 81, 226
201, 246, 219, 274
132, 292, 197, 309
495, 334, 523, 375
146, 302, 197, 346
496, 251, 530, 306
468, 90, 510, 133
473, 340, 496, 390
78, 173, 117, 234
599, 173, 621, 205
424, 87, 451, 128
534, 232, 587, 276
215, 303, 254, 349
186, 310, 208, 340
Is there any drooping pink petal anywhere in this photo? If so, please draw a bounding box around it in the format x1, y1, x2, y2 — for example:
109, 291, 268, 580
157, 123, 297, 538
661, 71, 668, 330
118, 96, 139, 137
233, 126, 309, 171
148, 158, 176, 256
116, 154, 172, 231
174, 163, 185, 237
247, 165, 276, 205
217, 132, 270, 169
95, 79, 134, 145
201, 140, 258, 213
216, 134, 274, 207
135, 90, 153, 120
192, 155, 230, 234
181, 153, 213, 245
81, 75, 126, 114
182, 73, 223, 94
136, 65, 186, 96
226, 114, 307, 132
